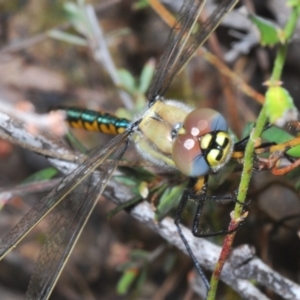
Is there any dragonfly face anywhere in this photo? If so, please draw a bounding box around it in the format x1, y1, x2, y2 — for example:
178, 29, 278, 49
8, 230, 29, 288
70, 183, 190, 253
134, 98, 233, 177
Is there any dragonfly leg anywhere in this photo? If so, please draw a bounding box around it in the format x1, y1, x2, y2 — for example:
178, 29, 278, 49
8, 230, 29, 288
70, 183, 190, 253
192, 183, 247, 238
174, 177, 210, 292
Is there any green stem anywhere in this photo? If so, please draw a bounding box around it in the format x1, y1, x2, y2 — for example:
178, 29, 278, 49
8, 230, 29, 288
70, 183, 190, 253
270, 44, 288, 82
270, 6, 299, 82
234, 106, 267, 217
208, 4, 300, 298
284, 6, 300, 40
235, 1, 300, 218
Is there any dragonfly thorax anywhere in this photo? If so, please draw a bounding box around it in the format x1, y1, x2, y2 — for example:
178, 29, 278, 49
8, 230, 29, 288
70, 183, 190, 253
133, 98, 193, 170
134, 100, 233, 177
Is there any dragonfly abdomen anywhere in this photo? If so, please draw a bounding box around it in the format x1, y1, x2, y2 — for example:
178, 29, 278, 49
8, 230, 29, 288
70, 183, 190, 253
56, 107, 130, 135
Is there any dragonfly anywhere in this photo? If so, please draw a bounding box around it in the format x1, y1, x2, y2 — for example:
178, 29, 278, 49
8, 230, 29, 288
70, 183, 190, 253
0, 0, 239, 298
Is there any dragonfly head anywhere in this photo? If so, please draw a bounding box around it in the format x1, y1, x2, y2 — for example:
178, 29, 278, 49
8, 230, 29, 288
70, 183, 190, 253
172, 108, 233, 177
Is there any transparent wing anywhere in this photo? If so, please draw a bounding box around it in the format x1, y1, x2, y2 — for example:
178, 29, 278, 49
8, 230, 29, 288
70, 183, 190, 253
0, 129, 131, 300
148, 0, 237, 103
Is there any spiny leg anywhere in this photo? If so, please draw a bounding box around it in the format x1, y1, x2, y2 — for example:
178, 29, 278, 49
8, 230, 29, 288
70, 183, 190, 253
174, 176, 210, 291
233, 123, 272, 152
174, 176, 248, 292
190, 177, 245, 237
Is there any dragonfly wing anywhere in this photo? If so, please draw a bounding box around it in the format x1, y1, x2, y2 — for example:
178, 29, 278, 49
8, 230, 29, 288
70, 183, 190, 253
24, 131, 130, 300
26, 141, 129, 299
148, 0, 202, 102
0, 130, 131, 299
166, 0, 237, 87
148, 0, 237, 103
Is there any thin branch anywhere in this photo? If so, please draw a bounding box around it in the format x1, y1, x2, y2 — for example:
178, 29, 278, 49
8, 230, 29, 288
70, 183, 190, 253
0, 111, 78, 162
0, 100, 68, 136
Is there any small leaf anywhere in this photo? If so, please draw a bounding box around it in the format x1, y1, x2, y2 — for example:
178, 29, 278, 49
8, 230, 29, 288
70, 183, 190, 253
163, 252, 176, 273
138, 59, 155, 94
22, 168, 58, 184
155, 183, 186, 221
132, 0, 149, 10
249, 13, 285, 45
117, 268, 139, 295
48, 29, 87, 46
135, 266, 148, 293
288, 0, 300, 8
117, 69, 136, 94
265, 86, 298, 127
262, 127, 300, 157
114, 175, 138, 187
63, 2, 92, 38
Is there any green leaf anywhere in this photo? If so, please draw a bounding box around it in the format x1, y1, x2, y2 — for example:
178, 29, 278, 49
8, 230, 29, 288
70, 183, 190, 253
262, 127, 300, 157
163, 252, 176, 273
22, 168, 58, 184
118, 260, 138, 272
249, 13, 285, 45
265, 86, 297, 127
114, 175, 138, 187
117, 268, 139, 295
138, 59, 155, 94
48, 29, 87, 46
63, 2, 92, 38
288, 0, 300, 8
113, 175, 145, 197
134, 93, 148, 112
117, 69, 136, 94
135, 266, 148, 293
132, 0, 149, 10
155, 183, 186, 221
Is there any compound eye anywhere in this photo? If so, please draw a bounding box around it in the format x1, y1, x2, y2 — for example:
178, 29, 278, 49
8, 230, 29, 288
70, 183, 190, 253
172, 133, 210, 177
184, 108, 228, 137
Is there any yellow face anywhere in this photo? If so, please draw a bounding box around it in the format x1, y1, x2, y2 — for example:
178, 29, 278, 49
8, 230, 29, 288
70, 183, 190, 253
201, 132, 232, 168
